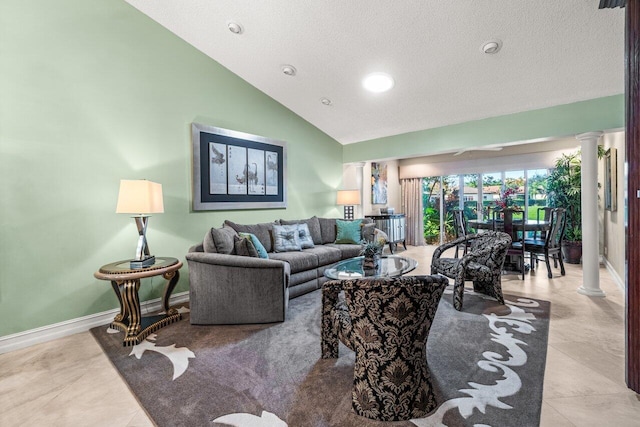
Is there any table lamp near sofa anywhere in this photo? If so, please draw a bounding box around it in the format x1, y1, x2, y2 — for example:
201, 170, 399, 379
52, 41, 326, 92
336, 189, 361, 220
116, 179, 164, 269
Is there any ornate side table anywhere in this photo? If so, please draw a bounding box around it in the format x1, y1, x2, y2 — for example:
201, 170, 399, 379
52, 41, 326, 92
94, 257, 183, 346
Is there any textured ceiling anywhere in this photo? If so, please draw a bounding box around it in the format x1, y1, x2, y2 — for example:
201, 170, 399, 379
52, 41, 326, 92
125, 0, 625, 145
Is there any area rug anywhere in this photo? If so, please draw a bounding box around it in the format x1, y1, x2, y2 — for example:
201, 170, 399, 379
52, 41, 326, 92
91, 287, 550, 427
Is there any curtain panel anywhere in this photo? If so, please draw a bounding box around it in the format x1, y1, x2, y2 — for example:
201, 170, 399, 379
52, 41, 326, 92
401, 178, 424, 246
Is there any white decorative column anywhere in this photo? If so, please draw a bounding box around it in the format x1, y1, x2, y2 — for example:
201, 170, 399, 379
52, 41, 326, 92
576, 131, 605, 297
354, 162, 366, 218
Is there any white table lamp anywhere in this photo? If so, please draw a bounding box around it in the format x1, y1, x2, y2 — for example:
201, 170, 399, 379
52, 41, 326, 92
116, 179, 164, 269
337, 189, 361, 220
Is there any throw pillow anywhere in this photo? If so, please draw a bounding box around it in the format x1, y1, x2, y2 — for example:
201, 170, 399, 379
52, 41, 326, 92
234, 235, 260, 258
280, 216, 322, 245
238, 232, 269, 259
203, 226, 238, 254
224, 220, 275, 253
272, 224, 302, 252
296, 223, 315, 249
335, 219, 363, 244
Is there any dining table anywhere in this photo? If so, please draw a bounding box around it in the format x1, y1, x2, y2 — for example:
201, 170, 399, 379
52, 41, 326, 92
468, 218, 551, 233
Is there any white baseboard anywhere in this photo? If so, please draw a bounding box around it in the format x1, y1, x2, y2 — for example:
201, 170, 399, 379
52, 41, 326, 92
603, 257, 625, 293
0, 291, 190, 355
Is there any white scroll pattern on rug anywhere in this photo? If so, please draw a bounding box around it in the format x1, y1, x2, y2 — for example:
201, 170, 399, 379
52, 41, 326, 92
213, 410, 288, 427
129, 333, 195, 380
410, 292, 539, 427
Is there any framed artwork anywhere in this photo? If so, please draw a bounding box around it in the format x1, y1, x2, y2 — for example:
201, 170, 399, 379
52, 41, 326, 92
371, 162, 388, 204
604, 147, 617, 212
191, 123, 287, 211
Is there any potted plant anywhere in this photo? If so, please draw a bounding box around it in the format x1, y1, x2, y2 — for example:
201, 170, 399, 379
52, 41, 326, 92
361, 238, 385, 269
547, 148, 604, 264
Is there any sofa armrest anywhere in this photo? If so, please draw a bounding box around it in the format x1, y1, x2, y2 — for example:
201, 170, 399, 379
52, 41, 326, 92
186, 252, 290, 324
186, 251, 288, 270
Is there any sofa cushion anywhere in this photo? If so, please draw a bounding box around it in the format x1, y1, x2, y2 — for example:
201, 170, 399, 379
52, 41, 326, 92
325, 243, 364, 259
335, 219, 363, 244
203, 226, 238, 254
268, 251, 319, 273
224, 220, 275, 253
238, 232, 269, 259
272, 224, 302, 252
234, 235, 259, 258
280, 216, 322, 245
302, 246, 342, 265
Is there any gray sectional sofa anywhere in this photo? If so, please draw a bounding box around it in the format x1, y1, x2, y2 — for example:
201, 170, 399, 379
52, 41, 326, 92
186, 216, 377, 325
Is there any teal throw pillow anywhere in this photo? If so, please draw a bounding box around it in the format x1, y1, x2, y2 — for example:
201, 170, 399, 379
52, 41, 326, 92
335, 219, 363, 244
238, 232, 269, 258
272, 224, 302, 252
297, 223, 315, 249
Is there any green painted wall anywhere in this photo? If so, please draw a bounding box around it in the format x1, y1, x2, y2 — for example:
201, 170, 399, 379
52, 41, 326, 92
344, 95, 625, 163
0, 0, 343, 336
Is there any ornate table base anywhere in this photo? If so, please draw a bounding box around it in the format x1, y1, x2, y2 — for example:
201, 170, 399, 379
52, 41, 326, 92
95, 257, 183, 347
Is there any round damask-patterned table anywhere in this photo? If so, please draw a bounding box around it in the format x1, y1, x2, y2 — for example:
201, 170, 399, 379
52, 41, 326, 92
94, 257, 183, 347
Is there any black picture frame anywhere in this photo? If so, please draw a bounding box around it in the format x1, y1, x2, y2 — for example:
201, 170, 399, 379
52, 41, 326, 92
191, 123, 287, 211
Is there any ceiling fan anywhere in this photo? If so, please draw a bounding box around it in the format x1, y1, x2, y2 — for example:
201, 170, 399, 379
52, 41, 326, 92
453, 146, 504, 156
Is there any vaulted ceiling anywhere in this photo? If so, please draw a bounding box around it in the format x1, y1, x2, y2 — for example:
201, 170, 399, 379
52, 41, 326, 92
126, 0, 625, 145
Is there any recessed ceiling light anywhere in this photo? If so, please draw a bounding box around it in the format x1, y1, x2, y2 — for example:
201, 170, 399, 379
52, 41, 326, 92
281, 65, 297, 76
481, 39, 502, 54
320, 97, 332, 106
227, 21, 243, 34
362, 72, 394, 93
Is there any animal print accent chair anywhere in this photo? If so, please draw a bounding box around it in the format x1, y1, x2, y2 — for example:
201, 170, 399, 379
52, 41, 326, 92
321, 275, 449, 421
431, 231, 512, 311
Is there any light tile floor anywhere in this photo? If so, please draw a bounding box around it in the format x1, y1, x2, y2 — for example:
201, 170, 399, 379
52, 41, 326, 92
0, 245, 638, 426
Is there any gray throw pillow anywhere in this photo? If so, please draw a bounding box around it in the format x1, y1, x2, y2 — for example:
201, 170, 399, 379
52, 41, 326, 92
296, 223, 315, 249
362, 223, 376, 242
272, 224, 302, 252
203, 226, 238, 254
317, 217, 338, 244
234, 235, 259, 258
224, 220, 275, 253
280, 216, 322, 245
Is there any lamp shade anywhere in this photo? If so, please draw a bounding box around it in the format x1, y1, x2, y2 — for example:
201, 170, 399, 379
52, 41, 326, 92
336, 190, 361, 206
116, 180, 164, 214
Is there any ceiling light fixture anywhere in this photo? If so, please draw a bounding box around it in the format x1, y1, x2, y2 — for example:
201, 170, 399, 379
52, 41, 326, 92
320, 97, 332, 106
481, 39, 502, 54
362, 72, 395, 93
227, 21, 243, 34
281, 65, 297, 76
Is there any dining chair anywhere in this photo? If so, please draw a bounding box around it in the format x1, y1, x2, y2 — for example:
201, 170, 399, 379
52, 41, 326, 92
493, 207, 526, 279
525, 207, 567, 278
532, 206, 554, 240
452, 208, 470, 258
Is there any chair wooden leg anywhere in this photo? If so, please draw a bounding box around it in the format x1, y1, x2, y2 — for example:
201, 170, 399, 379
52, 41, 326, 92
544, 250, 553, 279
558, 253, 566, 276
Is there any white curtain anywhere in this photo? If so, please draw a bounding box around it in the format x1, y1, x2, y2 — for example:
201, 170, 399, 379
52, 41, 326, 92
401, 178, 425, 246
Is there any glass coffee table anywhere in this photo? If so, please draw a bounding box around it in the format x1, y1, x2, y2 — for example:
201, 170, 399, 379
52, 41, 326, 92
324, 255, 417, 280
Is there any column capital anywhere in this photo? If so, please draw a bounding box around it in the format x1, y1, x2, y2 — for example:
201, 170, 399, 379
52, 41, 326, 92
353, 162, 366, 168
576, 131, 604, 142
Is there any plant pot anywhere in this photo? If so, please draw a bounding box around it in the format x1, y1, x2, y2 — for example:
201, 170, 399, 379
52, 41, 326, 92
562, 240, 582, 264
363, 253, 380, 270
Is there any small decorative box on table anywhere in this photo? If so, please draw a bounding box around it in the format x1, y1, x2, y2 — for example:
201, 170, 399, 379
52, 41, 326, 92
94, 257, 183, 346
